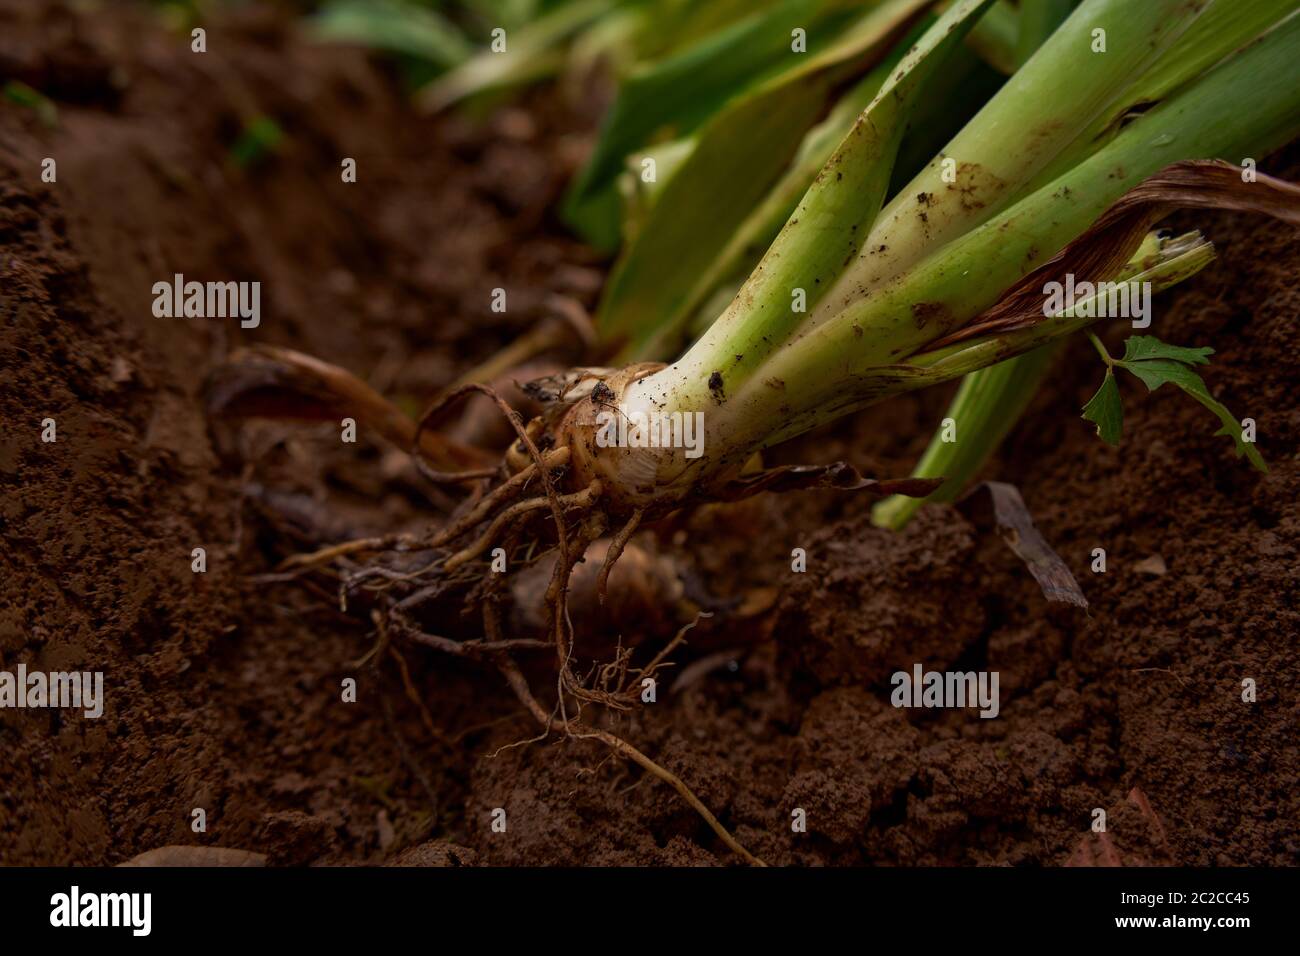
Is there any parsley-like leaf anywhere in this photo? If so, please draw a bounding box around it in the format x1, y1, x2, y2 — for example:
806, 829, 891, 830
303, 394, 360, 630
1082, 369, 1123, 446
1117, 357, 1266, 473
1120, 335, 1213, 366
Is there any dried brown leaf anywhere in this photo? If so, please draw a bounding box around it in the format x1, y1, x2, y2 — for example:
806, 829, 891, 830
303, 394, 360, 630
208, 345, 491, 471
715, 461, 943, 502
1065, 787, 1170, 867
958, 481, 1088, 608
935, 161, 1300, 348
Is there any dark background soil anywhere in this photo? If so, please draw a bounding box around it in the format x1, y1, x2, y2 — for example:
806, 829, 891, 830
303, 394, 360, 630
2, 0, 1296, 867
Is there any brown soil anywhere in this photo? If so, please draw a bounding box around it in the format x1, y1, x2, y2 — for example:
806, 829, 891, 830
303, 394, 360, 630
2, 1, 1296, 867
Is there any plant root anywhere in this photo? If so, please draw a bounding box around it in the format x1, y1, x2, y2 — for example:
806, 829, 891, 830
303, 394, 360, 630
277, 533, 412, 572
443, 480, 602, 574
213, 337, 777, 863
208, 345, 492, 473
251, 372, 942, 868
350, 383, 765, 863
596, 507, 643, 605
496, 653, 765, 867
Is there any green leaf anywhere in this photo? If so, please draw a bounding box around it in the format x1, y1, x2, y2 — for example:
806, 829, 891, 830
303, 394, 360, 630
1120, 334, 1212, 366
416, 0, 611, 114
1082, 369, 1123, 446
1117, 358, 1266, 472
229, 115, 285, 169
595, 0, 942, 351
3, 80, 57, 128
460, 0, 543, 32
623, 0, 791, 62
562, 0, 858, 250
647, 0, 998, 383
309, 0, 472, 67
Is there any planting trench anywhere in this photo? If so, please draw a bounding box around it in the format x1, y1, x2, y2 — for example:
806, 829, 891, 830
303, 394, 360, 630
1, 1, 1297, 866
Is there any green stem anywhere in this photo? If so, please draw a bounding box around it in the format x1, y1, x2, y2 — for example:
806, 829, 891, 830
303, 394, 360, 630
874, 0, 1286, 508
1086, 330, 1114, 367
1023, 0, 1300, 194
649, 0, 998, 408
1014, 0, 1075, 67
623, 7, 1300, 481
868, 0, 1080, 532
757, 10, 1300, 431
808, 0, 1213, 330
629, 56, 898, 362
964, 0, 1019, 75
870, 230, 1167, 530
870, 343, 1061, 529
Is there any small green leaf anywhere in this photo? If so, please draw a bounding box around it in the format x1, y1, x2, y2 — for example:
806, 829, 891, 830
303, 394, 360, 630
1120, 334, 1213, 366
229, 116, 285, 169
1082, 369, 1123, 445
3, 80, 57, 128
1117, 358, 1266, 472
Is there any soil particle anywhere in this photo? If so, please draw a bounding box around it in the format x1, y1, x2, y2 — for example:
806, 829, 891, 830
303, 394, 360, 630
777, 508, 988, 687
387, 841, 477, 867
911, 300, 947, 329
707, 370, 725, 402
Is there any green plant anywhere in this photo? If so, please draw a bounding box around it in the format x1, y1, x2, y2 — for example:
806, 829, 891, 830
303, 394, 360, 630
252, 0, 1300, 867
549, 0, 1298, 518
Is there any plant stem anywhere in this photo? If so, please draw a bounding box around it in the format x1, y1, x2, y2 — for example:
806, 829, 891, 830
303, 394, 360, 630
1086, 330, 1113, 367
809, 0, 1211, 328
620, 4, 1300, 486
964, 0, 1019, 75
1014, 0, 1075, 68
873, 0, 1300, 530
870, 343, 1060, 529
869, 0, 1079, 531
647, 0, 999, 401
870, 229, 1185, 529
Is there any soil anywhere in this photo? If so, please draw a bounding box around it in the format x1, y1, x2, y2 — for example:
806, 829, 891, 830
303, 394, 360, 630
2, 1, 1296, 867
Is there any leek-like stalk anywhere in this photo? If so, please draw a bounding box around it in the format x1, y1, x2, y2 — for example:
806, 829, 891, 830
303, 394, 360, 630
964, 0, 1019, 75
870, 0, 1075, 529
805, 0, 1205, 328
876, 0, 1299, 530
871, 345, 1059, 529
1014, 0, 1076, 67
596, 0, 938, 353
627, 53, 898, 361
644, 0, 1000, 397
596, 1, 1300, 505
